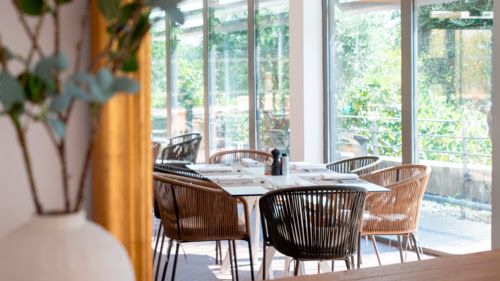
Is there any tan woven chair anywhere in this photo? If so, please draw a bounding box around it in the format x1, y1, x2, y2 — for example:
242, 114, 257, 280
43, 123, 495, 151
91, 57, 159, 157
326, 156, 382, 175
357, 164, 431, 267
209, 149, 273, 164
153, 173, 255, 281
152, 141, 162, 163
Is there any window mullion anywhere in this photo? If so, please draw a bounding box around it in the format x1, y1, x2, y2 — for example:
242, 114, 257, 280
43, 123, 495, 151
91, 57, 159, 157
401, 0, 417, 164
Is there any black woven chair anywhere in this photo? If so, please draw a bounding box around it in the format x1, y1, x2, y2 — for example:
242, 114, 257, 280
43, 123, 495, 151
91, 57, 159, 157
259, 186, 367, 277
161, 133, 202, 164
326, 156, 382, 176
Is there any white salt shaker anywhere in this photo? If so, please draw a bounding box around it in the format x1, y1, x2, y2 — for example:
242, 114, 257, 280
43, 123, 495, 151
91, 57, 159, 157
281, 153, 289, 175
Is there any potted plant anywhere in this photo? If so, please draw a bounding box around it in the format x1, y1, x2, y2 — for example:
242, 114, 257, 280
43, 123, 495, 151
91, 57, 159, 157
0, 0, 183, 280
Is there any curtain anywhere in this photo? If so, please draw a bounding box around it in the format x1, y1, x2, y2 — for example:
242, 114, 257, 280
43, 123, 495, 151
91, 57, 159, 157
90, 1, 152, 281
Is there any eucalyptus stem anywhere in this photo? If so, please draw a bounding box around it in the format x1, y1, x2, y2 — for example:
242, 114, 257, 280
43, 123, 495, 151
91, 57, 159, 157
14, 122, 43, 215
26, 16, 45, 67
57, 141, 71, 212
16, 9, 44, 58
54, 2, 60, 56
73, 136, 94, 212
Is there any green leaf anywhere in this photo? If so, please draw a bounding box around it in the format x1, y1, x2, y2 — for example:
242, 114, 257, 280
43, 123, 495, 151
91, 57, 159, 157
97, 0, 121, 21
73, 73, 105, 103
49, 94, 71, 113
96, 68, 113, 91
132, 13, 150, 43
18, 71, 50, 103
34, 53, 69, 86
120, 54, 138, 72
48, 118, 65, 138
112, 76, 139, 93
0, 72, 25, 112
14, 0, 48, 16
118, 2, 141, 23
63, 80, 89, 101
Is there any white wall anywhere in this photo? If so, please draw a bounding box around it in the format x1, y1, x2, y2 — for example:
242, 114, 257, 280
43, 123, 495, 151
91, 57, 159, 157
0, 1, 89, 236
289, 0, 324, 163
491, 0, 500, 250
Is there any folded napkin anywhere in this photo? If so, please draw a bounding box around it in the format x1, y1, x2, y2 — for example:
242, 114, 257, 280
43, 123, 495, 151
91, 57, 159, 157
319, 173, 359, 180
240, 158, 263, 167
207, 174, 256, 183
289, 162, 327, 170
190, 165, 233, 173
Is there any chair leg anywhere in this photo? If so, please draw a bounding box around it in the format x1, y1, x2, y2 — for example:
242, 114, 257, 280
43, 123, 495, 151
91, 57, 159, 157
345, 258, 351, 270
350, 256, 355, 270
371, 236, 382, 266
160, 239, 174, 281
232, 240, 240, 281
247, 240, 255, 281
228, 240, 235, 281
171, 243, 181, 281
262, 243, 266, 280
397, 235, 404, 263
410, 233, 421, 260
153, 222, 163, 264
155, 235, 167, 281
357, 234, 361, 269
215, 241, 219, 265
331, 260, 334, 272
293, 259, 300, 276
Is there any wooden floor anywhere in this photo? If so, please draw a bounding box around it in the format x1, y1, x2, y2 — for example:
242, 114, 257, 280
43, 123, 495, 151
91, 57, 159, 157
152, 222, 433, 281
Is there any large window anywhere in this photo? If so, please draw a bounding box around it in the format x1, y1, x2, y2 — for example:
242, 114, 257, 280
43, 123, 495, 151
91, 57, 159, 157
328, 0, 402, 161
208, 0, 250, 152
151, 0, 290, 161
415, 0, 492, 253
256, 0, 290, 153
327, 0, 493, 254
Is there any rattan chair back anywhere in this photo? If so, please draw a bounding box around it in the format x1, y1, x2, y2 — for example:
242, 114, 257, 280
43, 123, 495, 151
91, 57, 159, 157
326, 156, 382, 175
161, 133, 202, 163
153, 173, 249, 242
209, 149, 273, 164
360, 164, 431, 235
259, 186, 367, 261
152, 141, 162, 163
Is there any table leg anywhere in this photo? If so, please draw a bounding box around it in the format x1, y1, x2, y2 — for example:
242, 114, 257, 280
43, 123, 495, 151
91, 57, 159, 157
257, 246, 276, 280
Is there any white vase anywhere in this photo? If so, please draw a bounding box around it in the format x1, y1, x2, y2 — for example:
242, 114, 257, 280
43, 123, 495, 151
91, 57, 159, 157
0, 211, 135, 281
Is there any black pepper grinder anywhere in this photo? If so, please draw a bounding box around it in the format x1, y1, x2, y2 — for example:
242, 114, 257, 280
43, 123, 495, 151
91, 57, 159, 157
271, 148, 282, 176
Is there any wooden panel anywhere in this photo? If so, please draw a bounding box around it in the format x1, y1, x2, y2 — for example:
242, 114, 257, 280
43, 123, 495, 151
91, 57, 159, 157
276, 250, 500, 281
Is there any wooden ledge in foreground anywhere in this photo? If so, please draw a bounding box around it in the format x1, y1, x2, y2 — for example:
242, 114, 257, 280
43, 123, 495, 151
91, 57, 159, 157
276, 249, 500, 281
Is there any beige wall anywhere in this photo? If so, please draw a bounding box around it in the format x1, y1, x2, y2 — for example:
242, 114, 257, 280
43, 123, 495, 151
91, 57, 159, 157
0, 1, 89, 236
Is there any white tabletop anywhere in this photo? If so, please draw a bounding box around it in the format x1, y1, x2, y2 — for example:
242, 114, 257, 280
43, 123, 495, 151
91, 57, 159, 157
187, 163, 389, 196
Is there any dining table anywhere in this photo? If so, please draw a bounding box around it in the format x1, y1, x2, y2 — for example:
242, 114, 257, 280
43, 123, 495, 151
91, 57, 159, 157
186, 162, 389, 280
274, 249, 500, 281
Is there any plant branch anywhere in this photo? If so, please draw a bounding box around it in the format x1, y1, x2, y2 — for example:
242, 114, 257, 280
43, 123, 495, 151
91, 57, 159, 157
73, 135, 94, 212
57, 141, 71, 212
13, 121, 44, 214
0, 36, 9, 72
26, 16, 45, 68
16, 9, 45, 58
54, 2, 60, 56
74, 0, 89, 74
